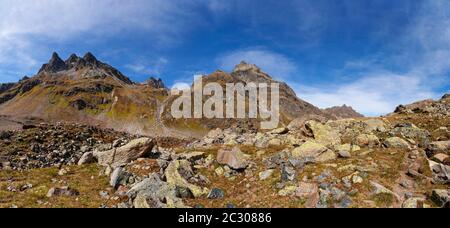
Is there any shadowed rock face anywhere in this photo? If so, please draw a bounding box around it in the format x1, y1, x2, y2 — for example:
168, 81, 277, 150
147, 77, 165, 89
38, 52, 133, 85
0, 83, 15, 94
38, 52, 68, 74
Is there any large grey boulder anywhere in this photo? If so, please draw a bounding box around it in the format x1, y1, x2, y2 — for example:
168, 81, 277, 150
127, 173, 186, 208
94, 138, 155, 168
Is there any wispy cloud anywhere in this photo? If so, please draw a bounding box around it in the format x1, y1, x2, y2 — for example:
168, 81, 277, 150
0, 0, 201, 82
125, 57, 168, 77
216, 48, 297, 80
295, 72, 438, 117
295, 0, 450, 116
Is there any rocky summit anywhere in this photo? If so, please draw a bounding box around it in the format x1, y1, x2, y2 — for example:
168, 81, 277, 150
0, 52, 448, 209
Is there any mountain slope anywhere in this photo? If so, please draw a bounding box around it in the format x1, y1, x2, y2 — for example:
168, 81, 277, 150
323, 105, 364, 119
160, 62, 332, 132
0, 53, 334, 138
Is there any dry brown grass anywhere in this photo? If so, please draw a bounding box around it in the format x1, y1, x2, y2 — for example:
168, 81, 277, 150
0, 164, 110, 208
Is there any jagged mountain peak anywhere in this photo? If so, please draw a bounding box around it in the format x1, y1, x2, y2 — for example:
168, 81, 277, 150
38, 52, 67, 74
147, 77, 166, 89
83, 52, 98, 64
233, 61, 262, 73
36, 52, 133, 85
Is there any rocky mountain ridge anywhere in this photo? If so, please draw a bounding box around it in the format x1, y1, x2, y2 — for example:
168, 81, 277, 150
0, 52, 362, 138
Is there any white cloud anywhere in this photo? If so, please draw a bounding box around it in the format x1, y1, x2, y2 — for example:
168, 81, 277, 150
303, 0, 450, 116
0, 0, 200, 82
170, 82, 191, 91
0, 0, 196, 42
295, 72, 438, 117
216, 48, 297, 80
125, 57, 168, 77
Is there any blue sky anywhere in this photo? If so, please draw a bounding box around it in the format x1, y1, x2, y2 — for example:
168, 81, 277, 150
0, 0, 449, 116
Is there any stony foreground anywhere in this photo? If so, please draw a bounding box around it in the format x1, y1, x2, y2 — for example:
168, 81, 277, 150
0, 95, 449, 208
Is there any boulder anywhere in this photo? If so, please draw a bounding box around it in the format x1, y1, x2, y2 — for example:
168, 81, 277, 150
355, 134, 380, 148
278, 185, 298, 196
110, 167, 130, 189
390, 124, 430, 146
337, 150, 352, 158
269, 127, 289, 135
281, 165, 296, 182
46, 186, 79, 198
426, 141, 450, 157
402, 197, 426, 208
216, 147, 249, 170
316, 150, 338, 163
259, 169, 275, 181
432, 153, 449, 164
295, 182, 319, 208
203, 128, 225, 144
77, 152, 96, 165
128, 173, 186, 208
430, 189, 449, 208
370, 181, 399, 200
287, 114, 327, 131
363, 119, 387, 133
336, 144, 361, 153
94, 138, 155, 168
291, 141, 336, 163
306, 121, 341, 147
383, 137, 410, 149
207, 188, 225, 199
165, 160, 208, 198
428, 160, 450, 184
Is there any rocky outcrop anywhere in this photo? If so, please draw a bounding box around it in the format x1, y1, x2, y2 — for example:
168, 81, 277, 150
38, 52, 68, 74
0, 83, 15, 94
37, 52, 133, 84
147, 77, 165, 89
393, 95, 450, 116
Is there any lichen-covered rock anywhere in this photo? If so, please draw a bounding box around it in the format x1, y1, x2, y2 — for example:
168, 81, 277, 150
390, 123, 430, 146
128, 173, 186, 208
165, 160, 208, 198
426, 141, 450, 157
291, 141, 336, 163
335, 144, 361, 153
402, 197, 426, 208
306, 121, 341, 147
94, 138, 155, 168
363, 119, 387, 133
355, 134, 380, 148
383, 137, 410, 149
